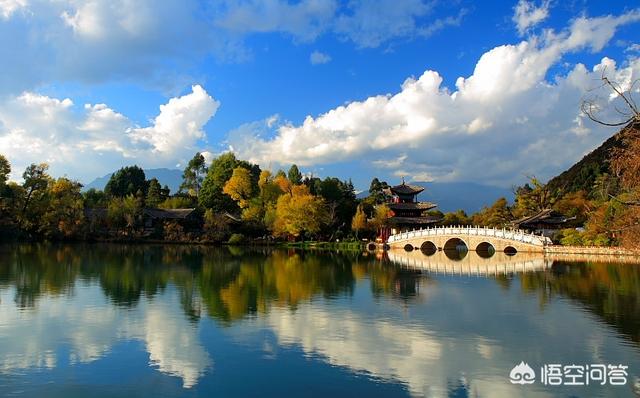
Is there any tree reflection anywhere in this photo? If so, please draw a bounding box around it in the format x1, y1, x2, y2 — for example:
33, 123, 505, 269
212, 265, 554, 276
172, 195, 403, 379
0, 244, 423, 324
519, 261, 640, 344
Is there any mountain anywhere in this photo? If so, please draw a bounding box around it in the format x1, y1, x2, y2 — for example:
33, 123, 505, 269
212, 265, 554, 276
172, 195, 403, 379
84, 168, 183, 193
546, 123, 638, 197
357, 181, 514, 214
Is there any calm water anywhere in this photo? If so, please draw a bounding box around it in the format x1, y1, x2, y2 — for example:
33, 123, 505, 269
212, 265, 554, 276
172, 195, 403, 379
0, 244, 639, 397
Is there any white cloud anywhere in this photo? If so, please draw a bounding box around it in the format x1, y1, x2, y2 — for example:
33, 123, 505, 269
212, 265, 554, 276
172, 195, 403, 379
0, 0, 26, 19
513, 0, 550, 36
310, 50, 331, 65
130, 85, 220, 153
228, 10, 640, 186
0, 0, 465, 95
0, 85, 218, 182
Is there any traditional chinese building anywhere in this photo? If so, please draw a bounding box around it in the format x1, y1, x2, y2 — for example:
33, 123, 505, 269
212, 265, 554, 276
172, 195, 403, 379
377, 180, 440, 241
511, 209, 575, 237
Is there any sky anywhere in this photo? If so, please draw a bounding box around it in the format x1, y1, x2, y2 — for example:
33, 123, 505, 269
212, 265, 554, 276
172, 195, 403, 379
0, 0, 639, 191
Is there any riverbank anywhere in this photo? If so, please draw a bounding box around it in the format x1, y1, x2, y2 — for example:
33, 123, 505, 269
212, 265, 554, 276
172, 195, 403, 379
545, 245, 640, 256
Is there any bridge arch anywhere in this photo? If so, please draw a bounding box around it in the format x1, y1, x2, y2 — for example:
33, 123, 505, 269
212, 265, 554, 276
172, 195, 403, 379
404, 244, 414, 252
443, 238, 468, 252
475, 241, 495, 258
420, 241, 437, 256
504, 246, 517, 256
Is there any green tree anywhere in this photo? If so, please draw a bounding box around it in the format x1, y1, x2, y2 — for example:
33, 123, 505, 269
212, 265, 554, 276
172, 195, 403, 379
146, 178, 162, 207
199, 153, 260, 213
180, 152, 208, 197
368, 177, 390, 204
20, 163, 52, 232
83, 188, 107, 207
287, 164, 303, 185
107, 195, 143, 235
104, 166, 147, 198
0, 154, 10, 186
441, 209, 472, 226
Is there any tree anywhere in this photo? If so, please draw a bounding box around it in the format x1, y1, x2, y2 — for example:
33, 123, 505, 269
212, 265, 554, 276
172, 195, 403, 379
83, 188, 107, 208
368, 177, 390, 204
107, 195, 142, 235
146, 178, 162, 208
0, 154, 10, 186
273, 185, 326, 239
441, 209, 472, 226
608, 124, 640, 248
512, 177, 553, 218
351, 205, 367, 239
42, 178, 85, 238
472, 197, 512, 227
203, 209, 231, 241
199, 152, 261, 213
223, 167, 254, 208
105, 166, 146, 197
180, 152, 208, 197
287, 164, 302, 185
371, 203, 392, 230
20, 163, 52, 232
581, 73, 639, 127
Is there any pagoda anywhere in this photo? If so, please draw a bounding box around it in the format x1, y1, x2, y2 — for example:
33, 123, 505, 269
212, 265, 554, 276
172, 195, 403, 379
378, 179, 440, 240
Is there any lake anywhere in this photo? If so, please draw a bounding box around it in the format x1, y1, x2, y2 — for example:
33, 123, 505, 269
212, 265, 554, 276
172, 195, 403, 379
0, 244, 639, 397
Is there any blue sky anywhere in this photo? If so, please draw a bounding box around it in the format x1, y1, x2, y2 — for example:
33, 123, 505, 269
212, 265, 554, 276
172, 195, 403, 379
1, 0, 639, 191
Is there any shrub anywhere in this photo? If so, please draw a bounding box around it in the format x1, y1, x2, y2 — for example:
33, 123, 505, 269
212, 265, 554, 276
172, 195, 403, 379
228, 233, 246, 245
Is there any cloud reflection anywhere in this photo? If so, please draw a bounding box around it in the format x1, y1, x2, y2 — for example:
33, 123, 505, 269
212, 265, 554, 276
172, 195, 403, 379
0, 285, 210, 388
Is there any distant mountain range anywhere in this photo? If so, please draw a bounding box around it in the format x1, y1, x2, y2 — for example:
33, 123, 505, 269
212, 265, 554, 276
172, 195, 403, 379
357, 181, 514, 214
84, 168, 183, 193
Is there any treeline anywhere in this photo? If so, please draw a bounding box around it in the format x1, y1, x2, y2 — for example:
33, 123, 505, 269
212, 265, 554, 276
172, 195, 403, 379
0, 152, 358, 243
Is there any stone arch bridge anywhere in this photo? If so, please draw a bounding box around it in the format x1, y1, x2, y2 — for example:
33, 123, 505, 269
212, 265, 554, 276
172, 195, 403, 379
386, 226, 552, 254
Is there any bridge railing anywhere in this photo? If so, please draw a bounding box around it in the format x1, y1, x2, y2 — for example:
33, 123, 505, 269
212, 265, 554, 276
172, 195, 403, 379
387, 226, 552, 246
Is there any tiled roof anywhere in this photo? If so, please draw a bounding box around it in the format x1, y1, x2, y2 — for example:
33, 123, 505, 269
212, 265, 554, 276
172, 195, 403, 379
144, 208, 196, 219
390, 183, 424, 195
389, 216, 441, 225
388, 202, 437, 211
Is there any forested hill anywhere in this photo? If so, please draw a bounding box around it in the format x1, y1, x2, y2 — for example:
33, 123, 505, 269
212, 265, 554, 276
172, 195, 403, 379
546, 123, 638, 198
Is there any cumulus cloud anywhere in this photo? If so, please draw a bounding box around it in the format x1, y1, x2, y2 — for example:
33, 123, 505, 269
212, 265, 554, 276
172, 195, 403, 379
310, 50, 331, 65
0, 85, 218, 182
512, 0, 550, 36
228, 10, 640, 186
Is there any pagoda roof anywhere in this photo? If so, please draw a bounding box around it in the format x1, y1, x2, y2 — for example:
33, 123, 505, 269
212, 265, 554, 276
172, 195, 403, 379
390, 182, 424, 195
512, 209, 575, 226
389, 215, 442, 225
388, 202, 437, 211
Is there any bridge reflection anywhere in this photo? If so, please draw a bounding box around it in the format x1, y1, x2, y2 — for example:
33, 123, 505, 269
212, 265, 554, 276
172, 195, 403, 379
386, 249, 550, 275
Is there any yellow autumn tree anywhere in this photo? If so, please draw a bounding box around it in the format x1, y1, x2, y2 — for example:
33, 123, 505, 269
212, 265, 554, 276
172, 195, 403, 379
351, 204, 367, 238
223, 167, 253, 208
273, 184, 326, 239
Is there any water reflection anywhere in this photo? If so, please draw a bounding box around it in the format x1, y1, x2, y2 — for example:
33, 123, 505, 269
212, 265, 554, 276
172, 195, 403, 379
0, 244, 638, 396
